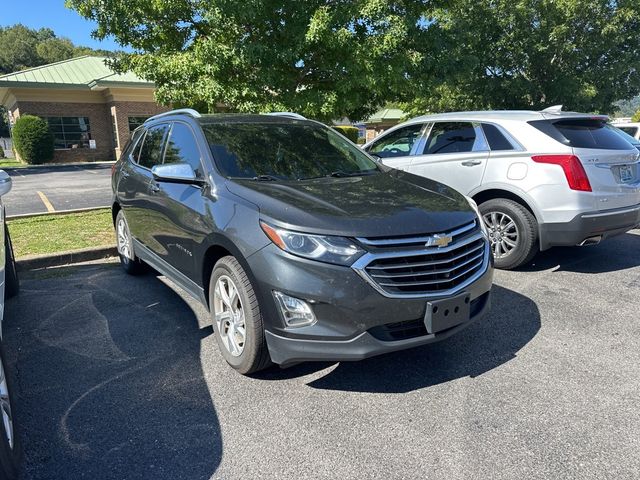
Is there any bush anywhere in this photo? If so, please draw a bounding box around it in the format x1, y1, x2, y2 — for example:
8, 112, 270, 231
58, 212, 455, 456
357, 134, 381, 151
332, 125, 359, 143
632, 110, 640, 123
12, 115, 54, 164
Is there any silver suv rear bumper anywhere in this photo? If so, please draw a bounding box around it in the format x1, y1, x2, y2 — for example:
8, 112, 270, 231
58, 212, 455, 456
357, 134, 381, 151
540, 203, 640, 250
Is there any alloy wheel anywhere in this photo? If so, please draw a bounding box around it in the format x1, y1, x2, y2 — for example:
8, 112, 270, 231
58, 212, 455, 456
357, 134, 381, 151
0, 357, 14, 450
117, 218, 132, 259
483, 211, 519, 259
213, 275, 246, 357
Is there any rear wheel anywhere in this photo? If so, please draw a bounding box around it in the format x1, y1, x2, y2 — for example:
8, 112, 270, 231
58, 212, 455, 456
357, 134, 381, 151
209, 256, 271, 374
115, 210, 146, 275
0, 341, 20, 480
479, 198, 538, 270
4, 226, 18, 299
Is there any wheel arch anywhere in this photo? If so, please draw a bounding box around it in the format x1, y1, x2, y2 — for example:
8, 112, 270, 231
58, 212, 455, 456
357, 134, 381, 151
470, 186, 542, 223
200, 235, 260, 309
111, 201, 121, 226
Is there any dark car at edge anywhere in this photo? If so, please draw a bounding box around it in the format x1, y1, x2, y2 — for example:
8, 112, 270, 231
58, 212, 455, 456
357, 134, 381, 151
111, 110, 494, 374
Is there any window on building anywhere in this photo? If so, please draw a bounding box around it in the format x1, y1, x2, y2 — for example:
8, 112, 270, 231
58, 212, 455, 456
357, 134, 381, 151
128, 116, 150, 133
45, 117, 91, 149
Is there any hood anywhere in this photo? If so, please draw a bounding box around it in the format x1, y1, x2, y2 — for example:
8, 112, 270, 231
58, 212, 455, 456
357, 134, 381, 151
224, 169, 476, 238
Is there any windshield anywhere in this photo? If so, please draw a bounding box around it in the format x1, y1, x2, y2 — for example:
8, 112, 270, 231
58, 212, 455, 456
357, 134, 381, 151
202, 121, 379, 180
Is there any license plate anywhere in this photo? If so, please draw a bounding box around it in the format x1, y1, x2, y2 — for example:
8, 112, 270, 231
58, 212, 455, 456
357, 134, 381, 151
619, 165, 633, 183
424, 292, 471, 334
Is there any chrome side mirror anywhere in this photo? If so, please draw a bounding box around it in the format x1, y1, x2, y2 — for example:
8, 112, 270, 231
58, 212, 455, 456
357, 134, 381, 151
151, 164, 202, 184
0, 170, 12, 197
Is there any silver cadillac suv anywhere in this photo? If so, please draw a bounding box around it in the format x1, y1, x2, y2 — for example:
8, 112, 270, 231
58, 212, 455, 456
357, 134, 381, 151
364, 107, 640, 269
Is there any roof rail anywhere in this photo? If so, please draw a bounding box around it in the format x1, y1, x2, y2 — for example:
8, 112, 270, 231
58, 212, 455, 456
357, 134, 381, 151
146, 108, 202, 123
265, 111, 307, 120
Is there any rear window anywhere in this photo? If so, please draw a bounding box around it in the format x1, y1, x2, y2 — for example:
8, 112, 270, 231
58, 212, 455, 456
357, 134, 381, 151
530, 118, 632, 150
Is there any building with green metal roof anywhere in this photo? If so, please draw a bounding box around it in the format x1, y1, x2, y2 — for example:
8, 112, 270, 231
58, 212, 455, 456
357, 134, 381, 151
0, 56, 168, 162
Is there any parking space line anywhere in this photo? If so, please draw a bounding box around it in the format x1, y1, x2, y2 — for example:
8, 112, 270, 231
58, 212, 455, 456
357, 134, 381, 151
37, 191, 56, 212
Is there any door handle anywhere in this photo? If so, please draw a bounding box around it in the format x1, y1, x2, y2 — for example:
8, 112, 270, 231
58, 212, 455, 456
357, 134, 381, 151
461, 160, 482, 166
149, 182, 160, 193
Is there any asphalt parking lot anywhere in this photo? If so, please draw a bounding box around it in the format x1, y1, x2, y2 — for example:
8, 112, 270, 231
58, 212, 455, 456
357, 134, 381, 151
4, 165, 112, 216
3, 231, 640, 480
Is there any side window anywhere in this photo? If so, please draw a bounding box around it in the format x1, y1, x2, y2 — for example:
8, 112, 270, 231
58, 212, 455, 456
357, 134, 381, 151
138, 124, 170, 169
422, 122, 487, 154
482, 123, 515, 151
163, 123, 204, 177
367, 124, 424, 158
126, 128, 145, 163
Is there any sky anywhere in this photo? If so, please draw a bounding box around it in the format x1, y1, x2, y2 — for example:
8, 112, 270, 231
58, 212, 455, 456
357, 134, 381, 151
2, 0, 124, 51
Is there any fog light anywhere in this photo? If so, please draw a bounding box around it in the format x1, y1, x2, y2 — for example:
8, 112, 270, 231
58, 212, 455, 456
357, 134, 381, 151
273, 291, 316, 328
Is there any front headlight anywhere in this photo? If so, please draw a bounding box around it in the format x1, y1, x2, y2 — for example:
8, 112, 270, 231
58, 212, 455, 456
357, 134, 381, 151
260, 221, 364, 266
465, 196, 488, 236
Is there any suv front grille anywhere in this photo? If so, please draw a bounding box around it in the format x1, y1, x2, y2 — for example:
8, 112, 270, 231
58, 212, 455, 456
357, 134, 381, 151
352, 221, 488, 298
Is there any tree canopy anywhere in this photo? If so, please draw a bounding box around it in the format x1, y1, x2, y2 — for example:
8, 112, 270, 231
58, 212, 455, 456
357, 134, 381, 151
66, 0, 640, 120
0, 24, 113, 75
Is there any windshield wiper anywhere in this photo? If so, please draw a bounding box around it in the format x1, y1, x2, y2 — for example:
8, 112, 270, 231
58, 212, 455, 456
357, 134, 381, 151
252, 174, 280, 181
298, 170, 378, 181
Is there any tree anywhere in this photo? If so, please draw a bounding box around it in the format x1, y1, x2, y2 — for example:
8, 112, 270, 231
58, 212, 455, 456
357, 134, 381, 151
67, 0, 640, 120
402, 0, 640, 116
12, 115, 55, 164
66, 0, 428, 121
0, 24, 115, 75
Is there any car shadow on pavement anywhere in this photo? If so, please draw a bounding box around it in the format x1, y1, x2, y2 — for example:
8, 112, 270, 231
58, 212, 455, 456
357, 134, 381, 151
257, 285, 540, 394
3, 264, 221, 480
519, 231, 640, 274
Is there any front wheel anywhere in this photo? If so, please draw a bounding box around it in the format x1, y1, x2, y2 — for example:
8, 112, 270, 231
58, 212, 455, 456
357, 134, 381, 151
209, 256, 271, 374
115, 210, 146, 275
479, 198, 539, 270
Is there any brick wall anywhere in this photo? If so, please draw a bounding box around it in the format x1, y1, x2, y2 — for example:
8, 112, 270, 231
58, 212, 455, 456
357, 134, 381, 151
14, 101, 115, 162
110, 101, 170, 158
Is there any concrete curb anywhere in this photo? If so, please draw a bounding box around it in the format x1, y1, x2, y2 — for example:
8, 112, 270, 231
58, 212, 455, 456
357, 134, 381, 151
7, 206, 110, 220
2, 160, 115, 171
16, 246, 118, 272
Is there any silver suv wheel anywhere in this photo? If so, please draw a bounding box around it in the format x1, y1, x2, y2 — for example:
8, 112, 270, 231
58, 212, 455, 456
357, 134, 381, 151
213, 275, 246, 357
0, 357, 14, 450
483, 211, 519, 259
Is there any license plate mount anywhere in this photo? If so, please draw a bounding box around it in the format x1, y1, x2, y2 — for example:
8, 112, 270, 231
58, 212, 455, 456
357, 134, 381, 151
424, 292, 471, 334
619, 164, 633, 183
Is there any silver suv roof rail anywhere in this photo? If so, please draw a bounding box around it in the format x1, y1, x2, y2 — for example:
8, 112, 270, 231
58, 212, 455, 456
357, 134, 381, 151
146, 108, 202, 123
265, 111, 307, 120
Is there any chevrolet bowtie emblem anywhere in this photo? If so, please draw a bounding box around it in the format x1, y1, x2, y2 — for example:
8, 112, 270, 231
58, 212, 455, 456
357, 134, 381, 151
425, 233, 453, 248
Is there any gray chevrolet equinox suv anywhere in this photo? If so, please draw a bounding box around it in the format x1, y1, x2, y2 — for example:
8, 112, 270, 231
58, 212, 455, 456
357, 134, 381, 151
112, 109, 494, 374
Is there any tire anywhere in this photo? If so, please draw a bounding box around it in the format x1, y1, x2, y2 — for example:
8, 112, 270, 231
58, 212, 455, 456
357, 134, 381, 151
0, 341, 21, 480
115, 210, 146, 275
4, 226, 18, 299
209, 256, 271, 374
479, 198, 538, 270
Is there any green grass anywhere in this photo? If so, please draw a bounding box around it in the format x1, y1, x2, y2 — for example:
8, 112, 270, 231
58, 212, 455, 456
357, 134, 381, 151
0, 158, 25, 168
8, 209, 115, 257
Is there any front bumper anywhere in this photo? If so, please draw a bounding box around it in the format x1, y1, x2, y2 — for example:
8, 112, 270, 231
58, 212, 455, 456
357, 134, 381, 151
246, 243, 494, 366
540, 203, 640, 250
